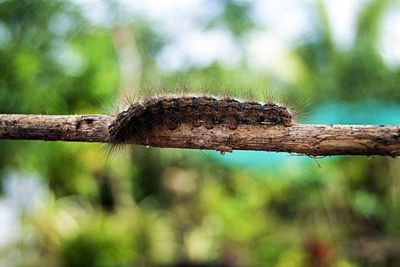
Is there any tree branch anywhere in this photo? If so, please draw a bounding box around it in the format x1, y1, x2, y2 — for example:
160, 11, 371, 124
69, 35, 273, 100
0, 114, 112, 142
1, 114, 400, 156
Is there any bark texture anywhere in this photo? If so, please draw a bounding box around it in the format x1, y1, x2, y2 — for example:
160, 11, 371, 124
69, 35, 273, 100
1, 114, 400, 156
0, 114, 112, 142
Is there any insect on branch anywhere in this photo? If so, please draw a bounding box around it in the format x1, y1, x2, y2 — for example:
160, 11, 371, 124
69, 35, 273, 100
1, 113, 400, 157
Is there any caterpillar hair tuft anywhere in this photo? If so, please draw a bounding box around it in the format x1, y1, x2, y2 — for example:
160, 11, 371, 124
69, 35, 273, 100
109, 94, 295, 145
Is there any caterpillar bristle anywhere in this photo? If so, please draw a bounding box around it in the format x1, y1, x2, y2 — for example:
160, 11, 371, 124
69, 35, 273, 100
100, 83, 318, 157
220, 87, 234, 99
108, 92, 295, 147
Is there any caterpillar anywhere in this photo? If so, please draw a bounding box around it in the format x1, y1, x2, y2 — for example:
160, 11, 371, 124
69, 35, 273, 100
109, 94, 294, 144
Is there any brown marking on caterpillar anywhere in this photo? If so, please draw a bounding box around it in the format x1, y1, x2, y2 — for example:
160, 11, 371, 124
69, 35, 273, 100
109, 95, 294, 144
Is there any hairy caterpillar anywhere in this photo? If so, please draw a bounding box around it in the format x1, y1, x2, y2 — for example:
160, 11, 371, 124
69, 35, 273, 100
109, 94, 294, 144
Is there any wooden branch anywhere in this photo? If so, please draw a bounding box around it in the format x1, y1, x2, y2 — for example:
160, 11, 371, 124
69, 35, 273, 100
0, 114, 112, 142
1, 114, 400, 156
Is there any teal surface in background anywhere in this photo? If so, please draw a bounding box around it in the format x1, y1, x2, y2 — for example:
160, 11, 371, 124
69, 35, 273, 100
211, 102, 400, 169
302, 102, 400, 125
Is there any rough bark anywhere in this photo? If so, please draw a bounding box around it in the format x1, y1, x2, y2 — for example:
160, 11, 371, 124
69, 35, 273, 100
1, 114, 400, 156
0, 114, 112, 142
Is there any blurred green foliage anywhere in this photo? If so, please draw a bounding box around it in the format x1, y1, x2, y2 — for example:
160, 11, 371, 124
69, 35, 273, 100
1, 0, 400, 266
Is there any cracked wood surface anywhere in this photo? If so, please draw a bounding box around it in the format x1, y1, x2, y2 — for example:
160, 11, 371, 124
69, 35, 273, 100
0, 114, 400, 156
